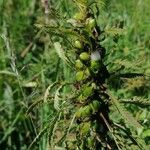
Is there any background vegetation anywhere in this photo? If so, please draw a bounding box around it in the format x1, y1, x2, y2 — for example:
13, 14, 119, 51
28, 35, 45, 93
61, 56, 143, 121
0, 0, 150, 149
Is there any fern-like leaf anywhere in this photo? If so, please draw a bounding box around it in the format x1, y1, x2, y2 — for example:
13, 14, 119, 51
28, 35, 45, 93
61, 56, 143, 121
110, 73, 144, 79
104, 26, 125, 36
109, 92, 142, 129
27, 112, 61, 150
54, 42, 70, 64
121, 97, 150, 108
54, 85, 64, 111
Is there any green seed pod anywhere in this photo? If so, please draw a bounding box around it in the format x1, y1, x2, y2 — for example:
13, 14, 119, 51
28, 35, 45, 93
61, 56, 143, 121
91, 100, 100, 112
77, 94, 86, 103
74, 40, 83, 49
66, 141, 75, 149
73, 12, 86, 21
90, 60, 103, 74
80, 122, 91, 134
75, 59, 84, 69
75, 71, 84, 81
81, 105, 93, 117
76, 69, 90, 81
79, 52, 90, 61
90, 60, 101, 70
85, 68, 91, 77
86, 17, 96, 30
83, 85, 93, 97
75, 107, 84, 118
87, 138, 94, 147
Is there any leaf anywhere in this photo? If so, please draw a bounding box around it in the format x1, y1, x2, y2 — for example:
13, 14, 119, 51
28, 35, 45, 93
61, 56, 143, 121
27, 112, 61, 150
54, 85, 63, 111
121, 97, 150, 108
54, 42, 71, 66
57, 114, 76, 146
110, 73, 144, 79
44, 82, 58, 102
0, 70, 17, 77
142, 129, 150, 138
49, 112, 61, 148
109, 92, 142, 129
104, 26, 125, 36
0, 109, 23, 144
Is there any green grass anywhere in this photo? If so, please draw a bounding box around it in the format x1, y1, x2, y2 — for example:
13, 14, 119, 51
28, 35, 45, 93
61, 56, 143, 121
0, 0, 150, 149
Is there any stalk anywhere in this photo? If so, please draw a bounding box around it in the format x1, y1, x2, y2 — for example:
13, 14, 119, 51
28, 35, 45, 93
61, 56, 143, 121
71, 2, 114, 149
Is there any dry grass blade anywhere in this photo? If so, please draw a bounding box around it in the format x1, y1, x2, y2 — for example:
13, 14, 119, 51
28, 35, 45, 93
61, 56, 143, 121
44, 81, 59, 102
26, 97, 43, 115
54, 85, 63, 111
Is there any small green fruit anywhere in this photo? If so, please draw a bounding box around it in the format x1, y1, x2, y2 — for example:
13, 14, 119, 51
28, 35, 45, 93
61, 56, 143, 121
85, 68, 91, 78
86, 17, 96, 30
76, 69, 90, 81
83, 85, 93, 97
79, 52, 90, 61
80, 122, 91, 134
76, 71, 84, 81
75, 107, 83, 118
73, 12, 86, 21
91, 60, 101, 69
87, 138, 94, 147
77, 94, 85, 103
91, 100, 100, 112
81, 105, 93, 117
74, 40, 83, 49
75, 59, 84, 69
90, 60, 103, 73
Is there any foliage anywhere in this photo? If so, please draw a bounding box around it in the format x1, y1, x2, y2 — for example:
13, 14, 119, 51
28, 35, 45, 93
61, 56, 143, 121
0, 0, 150, 150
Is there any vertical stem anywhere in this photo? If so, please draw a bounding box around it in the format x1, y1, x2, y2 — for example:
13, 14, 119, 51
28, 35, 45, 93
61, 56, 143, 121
44, 0, 49, 24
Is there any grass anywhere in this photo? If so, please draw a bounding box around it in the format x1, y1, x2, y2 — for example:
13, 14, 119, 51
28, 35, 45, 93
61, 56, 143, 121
0, 0, 150, 149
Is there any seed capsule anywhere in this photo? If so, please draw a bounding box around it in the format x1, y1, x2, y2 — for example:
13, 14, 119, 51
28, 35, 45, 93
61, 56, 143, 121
91, 100, 100, 112
86, 17, 96, 30
83, 85, 93, 97
75, 59, 84, 69
90, 60, 103, 73
75, 107, 84, 118
85, 68, 91, 77
74, 40, 83, 49
81, 105, 93, 117
79, 52, 90, 61
75, 71, 84, 81
80, 122, 91, 134
73, 12, 86, 21
87, 138, 94, 147
76, 69, 90, 81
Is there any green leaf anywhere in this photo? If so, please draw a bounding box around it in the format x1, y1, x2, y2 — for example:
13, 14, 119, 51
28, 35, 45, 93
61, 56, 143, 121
109, 92, 142, 129
54, 85, 63, 111
104, 27, 125, 36
121, 97, 150, 108
54, 42, 71, 66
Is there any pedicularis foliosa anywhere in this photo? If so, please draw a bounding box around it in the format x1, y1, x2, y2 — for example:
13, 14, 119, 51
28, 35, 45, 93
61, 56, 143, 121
72, 1, 111, 149
37, 0, 148, 150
